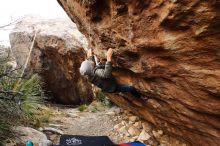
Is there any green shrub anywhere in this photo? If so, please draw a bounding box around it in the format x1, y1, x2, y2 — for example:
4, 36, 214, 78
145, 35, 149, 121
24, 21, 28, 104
0, 58, 46, 145
0, 116, 13, 146
78, 104, 88, 112
91, 108, 97, 113
95, 91, 113, 108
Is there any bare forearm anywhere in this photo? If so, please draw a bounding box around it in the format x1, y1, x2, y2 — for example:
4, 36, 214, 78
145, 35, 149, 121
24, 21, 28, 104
106, 48, 113, 62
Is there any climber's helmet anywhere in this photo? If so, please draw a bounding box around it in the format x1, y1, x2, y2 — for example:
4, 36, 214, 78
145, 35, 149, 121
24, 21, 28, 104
79, 60, 94, 76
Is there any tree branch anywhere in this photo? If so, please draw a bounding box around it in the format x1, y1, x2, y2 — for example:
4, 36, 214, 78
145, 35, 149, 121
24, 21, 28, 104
0, 17, 23, 29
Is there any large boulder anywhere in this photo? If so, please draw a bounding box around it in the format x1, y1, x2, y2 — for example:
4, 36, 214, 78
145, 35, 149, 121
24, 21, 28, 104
58, 0, 220, 145
13, 126, 48, 145
10, 16, 93, 104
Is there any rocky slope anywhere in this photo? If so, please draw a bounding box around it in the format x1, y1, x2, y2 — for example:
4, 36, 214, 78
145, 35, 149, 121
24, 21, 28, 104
10, 16, 93, 104
58, 0, 220, 145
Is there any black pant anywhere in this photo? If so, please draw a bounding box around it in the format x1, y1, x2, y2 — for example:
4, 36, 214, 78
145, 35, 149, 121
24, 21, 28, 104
115, 85, 141, 98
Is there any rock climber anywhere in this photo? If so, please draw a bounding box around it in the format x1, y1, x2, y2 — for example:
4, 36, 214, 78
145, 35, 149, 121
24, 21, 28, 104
79, 48, 143, 99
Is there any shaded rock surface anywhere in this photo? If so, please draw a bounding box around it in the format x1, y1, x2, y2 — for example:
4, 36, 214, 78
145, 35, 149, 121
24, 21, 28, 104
10, 16, 93, 104
58, 1, 220, 145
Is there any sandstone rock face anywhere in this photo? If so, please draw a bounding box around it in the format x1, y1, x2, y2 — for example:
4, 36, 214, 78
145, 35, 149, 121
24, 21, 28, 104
58, 0, 220, 145
10, 16, 93, 104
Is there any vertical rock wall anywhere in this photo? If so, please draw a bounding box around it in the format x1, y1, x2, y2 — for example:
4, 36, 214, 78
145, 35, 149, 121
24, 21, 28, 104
58, 0, 220, 145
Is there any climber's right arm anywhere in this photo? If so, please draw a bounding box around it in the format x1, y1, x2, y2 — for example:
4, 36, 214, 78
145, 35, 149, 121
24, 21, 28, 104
95, 48, 113, 78
95, 61, 112, 78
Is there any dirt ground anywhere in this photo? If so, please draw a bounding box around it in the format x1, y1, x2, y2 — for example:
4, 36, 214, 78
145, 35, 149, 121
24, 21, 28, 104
44, 101, 187, 146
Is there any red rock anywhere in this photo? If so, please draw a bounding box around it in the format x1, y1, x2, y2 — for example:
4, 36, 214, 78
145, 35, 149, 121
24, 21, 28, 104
58, 0, 220, 145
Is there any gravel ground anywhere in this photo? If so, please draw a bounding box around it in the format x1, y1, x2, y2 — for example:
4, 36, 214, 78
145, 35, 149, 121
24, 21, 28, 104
46, 102, 187, 146
47, 103, 120, 144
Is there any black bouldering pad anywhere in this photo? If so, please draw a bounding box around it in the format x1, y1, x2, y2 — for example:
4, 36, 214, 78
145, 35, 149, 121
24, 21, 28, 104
57, 135, 114, 146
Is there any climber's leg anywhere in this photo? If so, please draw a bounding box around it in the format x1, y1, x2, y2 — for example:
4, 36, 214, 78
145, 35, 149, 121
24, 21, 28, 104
116, 85, 141, 98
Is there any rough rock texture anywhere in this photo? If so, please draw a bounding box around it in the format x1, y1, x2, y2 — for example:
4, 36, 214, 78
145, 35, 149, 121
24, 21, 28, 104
10, 16, 93, 104
58, 0, 220, 145
13, 126, 48, 145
